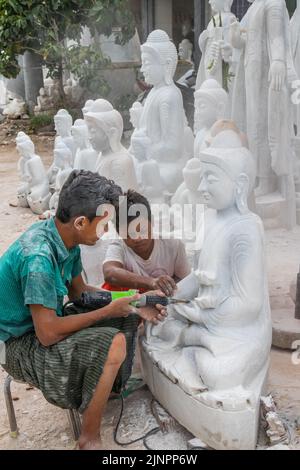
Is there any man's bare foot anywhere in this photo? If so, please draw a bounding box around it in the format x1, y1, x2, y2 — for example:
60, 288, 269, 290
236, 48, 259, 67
78, 436, 103, 450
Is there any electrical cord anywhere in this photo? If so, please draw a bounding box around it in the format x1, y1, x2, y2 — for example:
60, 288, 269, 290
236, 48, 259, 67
113, 394, 160, 448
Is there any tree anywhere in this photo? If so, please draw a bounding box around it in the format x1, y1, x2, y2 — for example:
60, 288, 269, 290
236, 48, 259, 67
0, 0, 135, 103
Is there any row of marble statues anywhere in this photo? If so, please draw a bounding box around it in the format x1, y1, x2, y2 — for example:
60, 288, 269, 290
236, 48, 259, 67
14, 0, 300, 448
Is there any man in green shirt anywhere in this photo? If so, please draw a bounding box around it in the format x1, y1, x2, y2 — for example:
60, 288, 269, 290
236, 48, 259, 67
0, 170, 166, 450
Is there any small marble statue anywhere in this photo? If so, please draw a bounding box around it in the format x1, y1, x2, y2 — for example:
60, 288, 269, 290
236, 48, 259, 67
178, 39, 194, 63
130, 29, 187, 197
230, 0, 297, 228
16, 132, 32, 208
141, 132, 272, 449
196, 0, 236, 90
54, 109, 75, 163
72, 119, 98, 171
194, 79, 229, 156
3, 98, 26, 119
48, 141, 73, 191
49, 165, 73, 214
16, 132, 51, 214
128, 101, 144, 184
85, 99, 138, 191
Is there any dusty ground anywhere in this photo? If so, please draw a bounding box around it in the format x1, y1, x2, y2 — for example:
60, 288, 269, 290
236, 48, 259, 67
0, 134, 299, 450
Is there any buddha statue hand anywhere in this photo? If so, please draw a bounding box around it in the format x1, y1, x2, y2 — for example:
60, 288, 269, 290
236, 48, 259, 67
229, 19, 245, 50
220, 40, 233, 63
269, 60, 286, 92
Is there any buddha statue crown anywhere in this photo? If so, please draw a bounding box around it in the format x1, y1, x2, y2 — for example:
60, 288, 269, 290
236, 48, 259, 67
141, 29, 178, 85
16, 132, 34, 154
195, 79, 229, 111
54, 109, 72, 127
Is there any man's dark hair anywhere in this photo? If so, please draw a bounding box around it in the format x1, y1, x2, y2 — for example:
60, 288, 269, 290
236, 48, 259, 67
56, 170, 122, 223
115, 189, 152, 233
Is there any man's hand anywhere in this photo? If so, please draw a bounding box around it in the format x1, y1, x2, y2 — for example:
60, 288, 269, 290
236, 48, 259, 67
107, 293, 141, 318
269, 61, 286, 92
151, 275, 177, 296
138, 304, 168, 325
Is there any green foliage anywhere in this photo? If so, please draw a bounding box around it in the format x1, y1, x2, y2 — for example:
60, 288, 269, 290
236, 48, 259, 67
65, 44, 111, 97
29, 113, 54, 131
0, 0, 135, 100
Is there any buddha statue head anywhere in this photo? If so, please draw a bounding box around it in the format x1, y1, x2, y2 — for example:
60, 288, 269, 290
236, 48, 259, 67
209, 0, 234, 13
129, 101, 143, 129
82, 99, 94, 117
16, 132, 34, 159
199, 131, 256, 214
141, 29, 178, 86
85, 99, 123, 154
71, 119, 89, 149
178, 39, 193, 62
194, 79, 229, 133
54, 109, 73, 137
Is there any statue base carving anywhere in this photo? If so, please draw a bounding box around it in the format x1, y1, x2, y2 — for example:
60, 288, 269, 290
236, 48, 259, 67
140, 340, 269, 450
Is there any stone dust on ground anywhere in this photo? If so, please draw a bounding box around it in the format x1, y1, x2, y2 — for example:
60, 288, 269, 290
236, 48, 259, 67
0, 136, 299, 450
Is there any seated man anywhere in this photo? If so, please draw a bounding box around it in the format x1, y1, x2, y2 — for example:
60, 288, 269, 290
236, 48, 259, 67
0, 170, 166, 450
103, 190, 191, 296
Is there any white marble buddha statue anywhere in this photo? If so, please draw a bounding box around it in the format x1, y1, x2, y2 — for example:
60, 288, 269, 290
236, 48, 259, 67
16, 132, 32, 207
178, 38, 193, 63
130, 29, 186, 197
85, 99, 138, 191
16, 134, 51, 214
48, 141, 73, 191
72, 119, 98, 171
196, 0, 236, 90
230, 0, 296, 228
194, 79, 229, 157
54, 109, 75, 163
128, 101, 144, 184
143, 132, 272, 402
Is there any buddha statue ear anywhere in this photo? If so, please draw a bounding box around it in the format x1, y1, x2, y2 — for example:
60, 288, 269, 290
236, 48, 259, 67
164, 58, 173, 85
235, 173, 250, 214
109, 127, 121, 153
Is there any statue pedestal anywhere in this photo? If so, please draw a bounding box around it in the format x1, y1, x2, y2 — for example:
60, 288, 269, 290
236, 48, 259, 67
140, 340, 269, 450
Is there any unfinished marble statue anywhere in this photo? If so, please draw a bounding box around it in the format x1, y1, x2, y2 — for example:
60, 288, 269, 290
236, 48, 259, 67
130, 29, 186, 198
230, 0, 297, 228
48, 141, 73, 191
54, 109, 75, 163
3, 97, 26, 119
194, 79, 229, 157
16, 132, 51, 214
196, 0, 236, 91
85, 99, 138, 191
141, 133, 272, 449
179, 39, 194, 63
72, 119, 98, 171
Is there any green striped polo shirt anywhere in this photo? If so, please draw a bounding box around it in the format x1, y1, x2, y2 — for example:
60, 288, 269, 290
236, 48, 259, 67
0, 217, 82, 342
